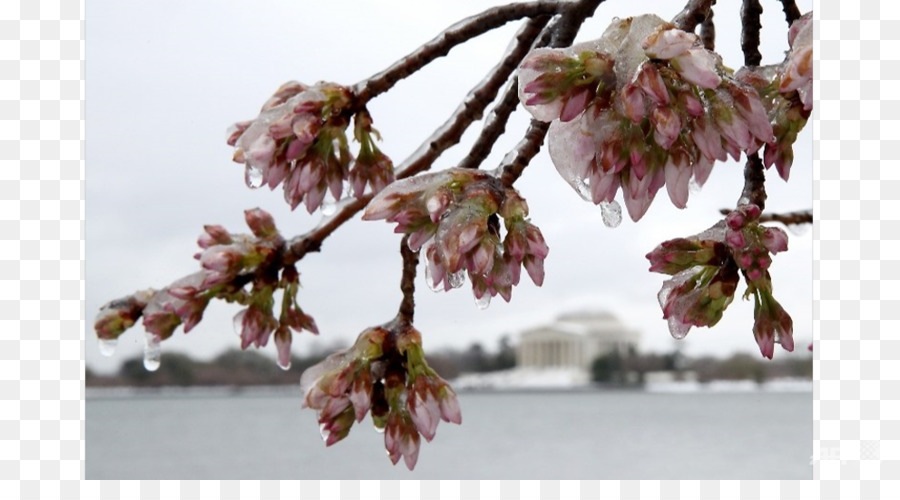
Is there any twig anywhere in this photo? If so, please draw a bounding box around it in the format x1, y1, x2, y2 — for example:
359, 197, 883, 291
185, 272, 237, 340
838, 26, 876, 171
741, 0, 764, 67
457, 16, 555, 171
718, 208, 812, 226
397, 236, 419, 323
353, 1, 564, 104
779, 0, 801, 25
672, 0, 715, 32
499, 121, 551, 187
700, 2, 716, 50
737, 0, 766, 210
498, 0, 606, 186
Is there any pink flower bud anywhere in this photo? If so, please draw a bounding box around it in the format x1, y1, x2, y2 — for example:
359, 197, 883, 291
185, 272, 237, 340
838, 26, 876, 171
652, 107, 682, 149
671, 49, 722, 89
244, 208, 278, 238
636, 63, 669, 105
761, 227, 789, 254
642, 26, 698, 59
198, 225, 232, 249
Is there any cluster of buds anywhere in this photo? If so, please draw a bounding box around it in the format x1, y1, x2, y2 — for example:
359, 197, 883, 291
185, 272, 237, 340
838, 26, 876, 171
518, 14, 793, 222
723, 205, 793, 358
300, 320, 461, 470
94, 208, 318, 370
736, 12, 813, 181
228, 81, 394, 212
362, 168, 549, 307
646, 204, 793, 359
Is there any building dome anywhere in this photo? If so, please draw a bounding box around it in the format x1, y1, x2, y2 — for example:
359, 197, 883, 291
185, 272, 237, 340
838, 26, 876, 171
516, 311, 640, 371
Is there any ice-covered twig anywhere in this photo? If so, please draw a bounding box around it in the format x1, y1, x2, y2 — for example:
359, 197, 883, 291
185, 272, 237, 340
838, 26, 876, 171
499, 120, 550, 187
497, 0, 607, 186
457, 16, 555, 171
672, 0, 715, 32
779, 0, 802, 25
718, 208, 812, 226
353, 1, 565, 104
397, 235, 419, 324
741, 0, 763, 67
700, 2, 716, 50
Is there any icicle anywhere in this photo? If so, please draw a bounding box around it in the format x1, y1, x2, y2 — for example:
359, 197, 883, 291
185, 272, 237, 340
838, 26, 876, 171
98, 338, 117, 357
599, 200, 623, 228
143, 332, 161, 372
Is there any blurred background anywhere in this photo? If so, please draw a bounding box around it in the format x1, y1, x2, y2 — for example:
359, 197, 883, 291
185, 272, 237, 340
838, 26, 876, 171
86, 0, 813, 479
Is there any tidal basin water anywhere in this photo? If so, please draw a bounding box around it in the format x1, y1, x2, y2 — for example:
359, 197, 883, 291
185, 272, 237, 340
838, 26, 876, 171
86, 388, 811, 479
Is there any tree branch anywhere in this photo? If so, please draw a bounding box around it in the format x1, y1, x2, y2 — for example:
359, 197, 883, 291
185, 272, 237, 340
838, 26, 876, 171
779, 0, 801, 26
397, 236, 419, 324
700, 2, 716, 50
672, 0, 715, 32
741, 0, 764, 67
718, 208, 812, 226
353, 1, 564, 104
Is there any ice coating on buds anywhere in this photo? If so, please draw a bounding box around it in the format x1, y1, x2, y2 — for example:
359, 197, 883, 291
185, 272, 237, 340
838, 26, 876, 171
229, 82, 395, 212
364, 169, 549, 304
299, 321, 460, 470
94, 209, 320, 372
519, 14, 776, 222
648, 207, 794, 358
733, 12, 813, 182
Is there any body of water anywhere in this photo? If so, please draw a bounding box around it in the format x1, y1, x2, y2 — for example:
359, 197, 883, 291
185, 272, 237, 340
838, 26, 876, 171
86, 388, 811, 479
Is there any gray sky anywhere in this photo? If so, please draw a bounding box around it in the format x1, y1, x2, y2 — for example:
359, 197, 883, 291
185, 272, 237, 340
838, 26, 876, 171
87, 0, 813, 374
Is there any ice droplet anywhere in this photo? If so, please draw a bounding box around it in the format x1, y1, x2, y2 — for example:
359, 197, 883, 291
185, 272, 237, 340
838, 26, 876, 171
600, 200, 623, 228
318, 423, 329, 442
277, 358, 292, 371
448, 270, 466, 289
244, 164, 264, 189
321, 201, 337, 216
373, 422, 386, 434
572, 177, 592, 202
667, 316, 691, 340
143, 332, 161, 372
474, 293, 491, 310
233, 310, 246, 337
98, 338, 117, 357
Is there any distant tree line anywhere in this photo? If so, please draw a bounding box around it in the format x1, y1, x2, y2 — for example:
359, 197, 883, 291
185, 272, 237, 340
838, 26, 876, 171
86, 336, 518, 388
590, 349, 812, 385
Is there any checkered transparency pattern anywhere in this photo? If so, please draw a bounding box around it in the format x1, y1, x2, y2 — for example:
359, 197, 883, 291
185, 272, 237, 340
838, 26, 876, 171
1, 0, 84, 499
814, 1, 900, 499
2, 0, 886, 497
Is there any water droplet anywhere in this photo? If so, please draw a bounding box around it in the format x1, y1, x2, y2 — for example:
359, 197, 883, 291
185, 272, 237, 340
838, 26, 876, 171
373, 423, 385, 434
98, 338, 117, 357
474, 293, 491, 310
600, 200, 622, 228
667, 317, 691, 340
143, 333, 161, 372
233, 310, 246, 337
448, 270, 466, 289
571, 177, 592, 202
318, 423, 329, 442
244, 164, 264, 189
277, 358, 292, 371
321, 201, 337, 216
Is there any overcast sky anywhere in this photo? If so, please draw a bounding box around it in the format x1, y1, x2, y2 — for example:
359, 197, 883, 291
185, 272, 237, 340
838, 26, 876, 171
86, 0, 813, 374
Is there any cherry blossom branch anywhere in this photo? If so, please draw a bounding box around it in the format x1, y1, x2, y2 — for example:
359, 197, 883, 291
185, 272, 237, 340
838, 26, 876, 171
397, 235, 419, 323
672, 0, 715, 32
741, 0, 764, 67
779, 0, 802, 25
700, 2, 716, 50
718, 208, 812, 226
353, 1, 565, 104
